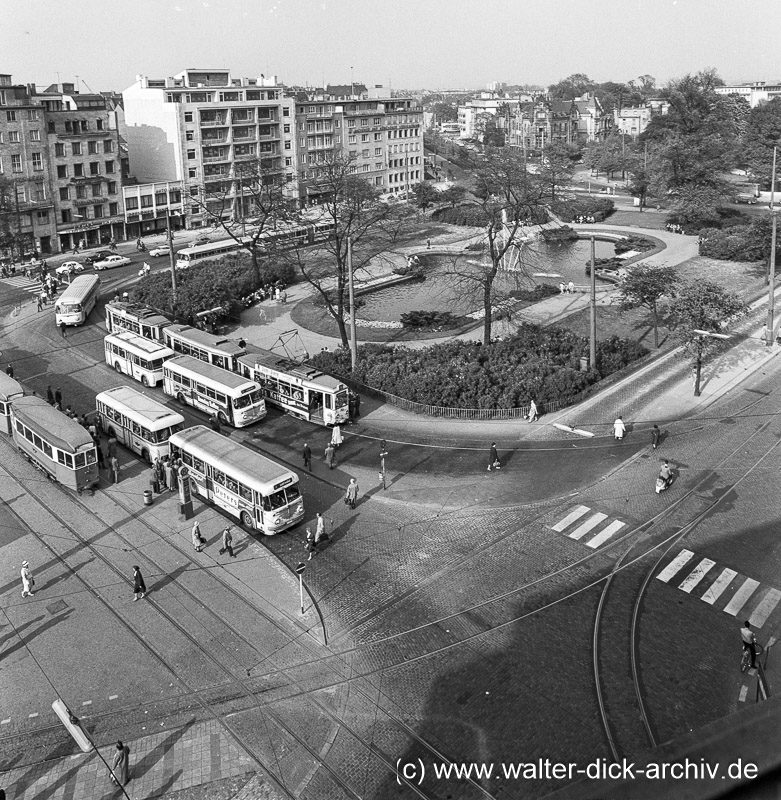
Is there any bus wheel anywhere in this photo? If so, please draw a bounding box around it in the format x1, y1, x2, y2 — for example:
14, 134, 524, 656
114, 363, 122, 373
140, 375, 149, 387
177, 393, 186, 406
240, 510, 253, 530
217, 410, 228, 425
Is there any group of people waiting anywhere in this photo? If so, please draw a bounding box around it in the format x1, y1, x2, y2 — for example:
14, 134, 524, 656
574, 215, 597, 224
558, 281, 576, 294
665, 222, 686, 234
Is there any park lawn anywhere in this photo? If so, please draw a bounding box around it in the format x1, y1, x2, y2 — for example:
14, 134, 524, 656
672, 255, 766, 296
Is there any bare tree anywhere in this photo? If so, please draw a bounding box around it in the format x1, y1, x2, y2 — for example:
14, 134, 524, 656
450, 147, 548, 344
285, 153, 413, 348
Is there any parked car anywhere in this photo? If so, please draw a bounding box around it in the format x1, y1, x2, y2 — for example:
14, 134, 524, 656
148, 245, 171, 257
194, 235, 212, 245
84, 249, 114, 265
55, 261, 85, 276
736, 193, 758, 204
93, 254, 131, 271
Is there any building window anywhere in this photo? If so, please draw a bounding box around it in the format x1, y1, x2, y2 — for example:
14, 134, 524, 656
362, 149, 369, 158
92, 184, 102, 198
282, 107, 290, 116
189, 186, 198, 197
285, 157, 292, 167
374, 132, 382, 141
88, 140, 98, 154
362, 164, 370, 172
284, 140, 291, 150
170, 189, 181, 203
57, 165, 68, 178
59, 187, 70, 201
93, 204, 103, 218
283, 124, 290, 133
105, 160, 115, 173
375, 162, 382, 169
96, 119, 104, 131
187, 150, 195, 160
375, 176, 383, 185
348, 134, 357, 144
65, 120, 73, 134
140, 195, 153, 208
361, 133, 369, 142
61, 209, 71, 223
6, 110, 17, 121
299, 138, 305, 148
347, 119, 355, 128
8, 131, 19, 143
125, 196, 138, 210
103, 139, 113, 153
184, 112, 193, 123
89, 162, 100, 175
55, 142, 65, 157
186, 130, 194, 141
107, 181, 117, 194
360, 118, 368, 127
30, 129, 40, 141
76, 185, 87, 199
11, 154, 22, 172
109, 202, 118, 215
155, 190, 167, 205
37, 210, 48, 222
188, 168, 197, 178
190, 204, 199, 213
72, 142, 81, 156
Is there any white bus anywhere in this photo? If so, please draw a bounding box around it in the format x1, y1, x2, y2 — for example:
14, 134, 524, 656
104, 331, 175, 387
105, 301, 171, 343
238, 349, 349, 427
95, 386, 186, 463
54, 274, 101, 326
162, 355, 265, 428
163, 324, 246, 372
175, 238, 250, 269
169, 425, 304, 535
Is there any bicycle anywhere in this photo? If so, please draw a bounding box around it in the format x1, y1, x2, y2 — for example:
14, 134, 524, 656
741, 641, 764, 672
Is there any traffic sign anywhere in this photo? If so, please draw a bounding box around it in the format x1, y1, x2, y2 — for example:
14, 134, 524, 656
295, 562, 306, 574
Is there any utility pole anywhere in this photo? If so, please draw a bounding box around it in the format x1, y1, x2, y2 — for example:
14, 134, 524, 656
589, 235, 597, 369
347, 237, 357, 369
766, 146, 778, 346
166, 206, 177, 309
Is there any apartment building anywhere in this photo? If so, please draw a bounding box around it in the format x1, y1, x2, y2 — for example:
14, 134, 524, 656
715, 82, 781, 108
383, 98, 423, 195
123, 70, 296, 229
0, 75, 57, 256
507, 99, 579, 152
574, 94, 612, 142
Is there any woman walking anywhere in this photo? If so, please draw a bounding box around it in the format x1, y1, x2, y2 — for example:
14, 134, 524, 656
221, 527, 235, 558
111, 740, 131, 785
191, 521, 205, 552
613, 416, 626, 441
132, 566, 146, 601
528, 399, 538, 423
345, 478, 359, 510
330, 424, 343, 448
20, 561, 35, 597
304, 527, 318, 560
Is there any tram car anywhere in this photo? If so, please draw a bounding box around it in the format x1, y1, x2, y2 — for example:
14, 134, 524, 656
10, 396, 99, 492
0, 372, 25, 434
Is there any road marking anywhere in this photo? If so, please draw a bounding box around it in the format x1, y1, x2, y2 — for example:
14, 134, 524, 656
1, 719, 9, 725
569, 512, 608, 540
551, 505, 590, 532
723, 578, 760, 616
28, 713, 38, 719
738, 685, 748, 702
749, 588, 781, 628
109, 695, 118, 700
656, 549, 695, 582
678, 558, 715, 593
701, 568, 737, 605
586, 519, 625, 549
81, 700, 92, 706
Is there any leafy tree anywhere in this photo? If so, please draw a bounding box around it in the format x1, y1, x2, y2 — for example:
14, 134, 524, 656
284, 153, 412, 348
431, 102, 457, 124
440, 184, 468, 207
411, 181, 439, 210
449, 147, 548, 344
549, 73, 594, 101
618, 265, 679, 347
669, 280, 746, 396
538, 141, 576, 201
741, 97, 781, 188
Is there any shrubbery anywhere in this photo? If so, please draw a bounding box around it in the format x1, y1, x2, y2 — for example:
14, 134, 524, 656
613, 235, 655, 254
311, 324, 647, 409
542, 225, 578, 242
552, 197, 615, 223
131, 251, 295, 321
508, 284, 560, 302
431, 205, 491, 227
699, 216, 772, 262
399, 310, 464, 329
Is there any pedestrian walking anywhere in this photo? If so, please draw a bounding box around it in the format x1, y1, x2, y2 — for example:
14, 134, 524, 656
209, 413, 221, 434
304, 527, 318, 560
379, 441, 388, 490
164, 459, 174, 492
107, 434, 118, 458
149, 466, 160, 495
5, 365, 14, 379
54, 386, 62, 407
741, 621, 758, 669
20, 561, 35, 597
154, 457, 166, 489
567, 280, 575, 294
528, 398, 538, 423
324, 442, 336, 470
487, 442, 501, 471
302, 442, 312, 470
110, 455, 120, 484
191, 521, 205, 552
95, 443, 105, 471
168, 461, 179, 492
315, 512, 328, 545
345, 477, 359, 509
220, 526, 235, 558
60, 321, 67, 338
651, 424, 661, 449
36, 295, 43, 312
110, 740, 130, 785
613, 416, 626, 441
109, 238, 117, 252
46, 385, 54, 405
351, 392, 361, 419
132, 566, 146, 601
330, 424, 343, 448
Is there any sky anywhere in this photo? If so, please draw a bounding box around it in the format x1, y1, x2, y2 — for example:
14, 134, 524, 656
2, 0, 780, 94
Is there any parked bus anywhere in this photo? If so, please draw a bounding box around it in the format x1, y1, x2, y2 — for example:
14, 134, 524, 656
237, 348, 349, 426
169, 425, 304, 534
163, 324, 245, 372
0, 372, 25, 434
54, 274, 101, 326
175, 238, 250, 269
162, 355, 265, 427
105, 301, 171, 343
95, 386, 186, 463
11, 396, 98, 492
104, 331, 175, 387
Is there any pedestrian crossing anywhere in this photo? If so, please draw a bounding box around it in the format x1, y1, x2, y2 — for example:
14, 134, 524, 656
1, 276, 45, 295
550, 504, 627, 550
656, 548, 781, 629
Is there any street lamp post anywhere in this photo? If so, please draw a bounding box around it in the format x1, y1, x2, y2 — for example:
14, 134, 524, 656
589, 236, 597, 369
766, 146, 778, 346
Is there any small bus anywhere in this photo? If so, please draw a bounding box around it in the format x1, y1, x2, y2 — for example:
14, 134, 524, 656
104, 331, 175, 387
54, 274, 101, 326
238, 348, 349, 427
95, 386, 186, 463
105, 301, 171, 343
163, 324, 246, 372
169, 425, 304, 534
0, 372, 25, 434
11, 396, 98, 492
162, 355, 265, 427
175, 238, 250, 269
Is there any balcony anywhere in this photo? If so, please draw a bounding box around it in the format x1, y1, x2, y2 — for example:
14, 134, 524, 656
232, 133, 257, 142
57, 129, 106, 138
202, 152, 231, 163
199, 117, 227, 127
201, 135, 228, 144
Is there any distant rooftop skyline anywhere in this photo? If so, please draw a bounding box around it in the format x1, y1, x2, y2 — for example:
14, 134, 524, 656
3, 0, 780, 95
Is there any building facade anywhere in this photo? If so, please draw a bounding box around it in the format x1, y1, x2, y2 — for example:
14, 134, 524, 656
507, 99, 579, 152
715, 82, 781, 108
574, 94, 612, 142
122, 181, 184, 239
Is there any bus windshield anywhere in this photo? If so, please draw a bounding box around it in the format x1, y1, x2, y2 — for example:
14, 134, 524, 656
58, 302, 81, 314
149, 422, 185, 444
234, 389, 262, 409
262, 483, 300, 511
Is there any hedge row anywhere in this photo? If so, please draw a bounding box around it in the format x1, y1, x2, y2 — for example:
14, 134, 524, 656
312, 324, 647, 409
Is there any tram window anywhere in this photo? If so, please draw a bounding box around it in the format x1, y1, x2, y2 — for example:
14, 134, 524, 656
0, 401, 7, 414
33, 433, 42, 450
225, 474, 238, 493
41, 441, 53, 458
15, 421, 23, 435
326, 395, 332, 409
57, 451, 73, 468
74, 453, 86, 469
25, 428, 34, 442
86, 450, 96, 464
